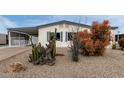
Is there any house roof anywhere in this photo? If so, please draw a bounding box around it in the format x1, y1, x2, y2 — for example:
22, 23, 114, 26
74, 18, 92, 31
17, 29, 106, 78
8, 20, 118, 35
37, 20, 91, 28
37, 20, 118, 30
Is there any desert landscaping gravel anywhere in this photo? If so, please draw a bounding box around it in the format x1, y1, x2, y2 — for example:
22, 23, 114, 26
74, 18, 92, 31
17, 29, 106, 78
0, 48, 124, 78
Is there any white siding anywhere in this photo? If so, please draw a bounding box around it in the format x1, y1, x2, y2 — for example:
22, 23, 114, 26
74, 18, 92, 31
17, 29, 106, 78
38, 24, 90, 47
32, 36, 38, 45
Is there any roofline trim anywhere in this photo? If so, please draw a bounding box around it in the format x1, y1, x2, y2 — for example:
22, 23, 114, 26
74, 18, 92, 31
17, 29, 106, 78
37, 20, 91, 28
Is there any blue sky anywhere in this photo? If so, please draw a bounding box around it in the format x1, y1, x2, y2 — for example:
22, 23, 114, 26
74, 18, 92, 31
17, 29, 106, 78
0, 15, 124, 34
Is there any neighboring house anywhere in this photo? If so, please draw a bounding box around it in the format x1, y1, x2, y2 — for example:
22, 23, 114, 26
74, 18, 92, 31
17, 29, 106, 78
0, 34, 7, 45
115, 34, 124, 41
7, 20, 118, 47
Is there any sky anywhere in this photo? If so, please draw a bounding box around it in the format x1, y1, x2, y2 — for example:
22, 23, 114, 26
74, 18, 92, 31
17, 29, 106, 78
0, 15, 124, 34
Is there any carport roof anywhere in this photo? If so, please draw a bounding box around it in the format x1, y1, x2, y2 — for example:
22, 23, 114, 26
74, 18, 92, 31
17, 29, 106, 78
8, 27, 38, 35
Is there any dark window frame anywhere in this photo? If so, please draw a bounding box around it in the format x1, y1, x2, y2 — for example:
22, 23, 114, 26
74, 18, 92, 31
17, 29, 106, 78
56, 32, 61, 41
68, 32, 73, 41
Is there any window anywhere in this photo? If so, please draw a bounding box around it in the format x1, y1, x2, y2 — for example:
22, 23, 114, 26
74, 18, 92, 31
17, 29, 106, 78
47, 32, 63, 42
47, 32, 55, 42
56, 32, 60, 41
68, 32, 73, 41
56, 32, 63, 41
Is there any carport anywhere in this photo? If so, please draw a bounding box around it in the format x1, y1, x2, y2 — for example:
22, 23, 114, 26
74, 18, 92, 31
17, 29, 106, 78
8, 27, 38, 47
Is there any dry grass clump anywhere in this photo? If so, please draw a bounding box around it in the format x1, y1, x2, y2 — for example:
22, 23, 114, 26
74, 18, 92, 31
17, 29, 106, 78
4, 62, 27, 73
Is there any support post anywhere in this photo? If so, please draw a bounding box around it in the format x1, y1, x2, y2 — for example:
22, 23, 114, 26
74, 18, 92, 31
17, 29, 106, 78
19, 33, 21, 46
8, 31, 11, 47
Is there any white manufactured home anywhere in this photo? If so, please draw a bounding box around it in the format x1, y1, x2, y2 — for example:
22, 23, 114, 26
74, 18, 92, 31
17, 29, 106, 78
8, 20, 118, 47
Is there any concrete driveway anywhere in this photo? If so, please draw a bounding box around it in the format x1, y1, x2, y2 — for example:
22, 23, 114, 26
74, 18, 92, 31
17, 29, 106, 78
0, 47, 31, 62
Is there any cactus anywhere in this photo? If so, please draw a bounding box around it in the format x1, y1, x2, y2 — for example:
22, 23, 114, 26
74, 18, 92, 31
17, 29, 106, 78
28, 33, 56, 65
51, 39, 56, 59
49, 28, 57, 60
33, 45, 39, 61
28, 36, 39, 64
52, 35, 56, 59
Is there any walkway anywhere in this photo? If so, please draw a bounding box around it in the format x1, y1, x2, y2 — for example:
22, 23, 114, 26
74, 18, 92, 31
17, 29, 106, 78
0, 47, 31, 62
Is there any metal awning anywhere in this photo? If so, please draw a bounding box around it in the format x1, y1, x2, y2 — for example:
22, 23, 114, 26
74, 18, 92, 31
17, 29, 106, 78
8, 27, 38, 35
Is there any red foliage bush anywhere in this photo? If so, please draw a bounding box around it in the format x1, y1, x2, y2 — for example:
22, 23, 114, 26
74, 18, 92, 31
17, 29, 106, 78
118, 38, 124, 49
78, 20, 111, 56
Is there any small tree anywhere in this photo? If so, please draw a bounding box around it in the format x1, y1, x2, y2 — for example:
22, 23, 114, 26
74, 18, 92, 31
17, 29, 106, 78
78, 20, 111, 56
71, 33, 79, 61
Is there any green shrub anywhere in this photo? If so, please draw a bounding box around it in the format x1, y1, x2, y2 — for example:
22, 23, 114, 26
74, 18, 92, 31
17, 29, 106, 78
112, 43, 116, 49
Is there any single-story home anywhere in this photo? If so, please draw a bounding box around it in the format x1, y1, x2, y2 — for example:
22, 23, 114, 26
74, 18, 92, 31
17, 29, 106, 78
115, 34, 124, 41
7, 20, 118, 47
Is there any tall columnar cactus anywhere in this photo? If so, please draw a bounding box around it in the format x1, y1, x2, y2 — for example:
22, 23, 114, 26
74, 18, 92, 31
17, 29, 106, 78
29, 36, 39, 63
32, 45, 39, 61
49, 28, 57, 60
51, 39, 56, 59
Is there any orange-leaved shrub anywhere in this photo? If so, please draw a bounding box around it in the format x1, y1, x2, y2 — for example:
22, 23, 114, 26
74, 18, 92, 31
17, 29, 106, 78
118, 38, 124, 50
78, 20, 111, 56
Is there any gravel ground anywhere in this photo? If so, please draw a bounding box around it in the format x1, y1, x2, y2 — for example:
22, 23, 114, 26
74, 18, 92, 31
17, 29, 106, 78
0, 48, 124, 78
